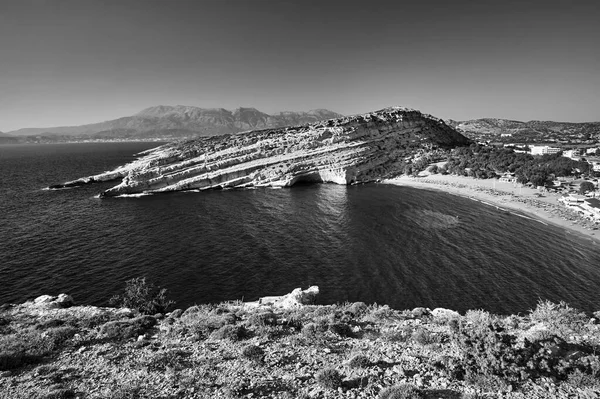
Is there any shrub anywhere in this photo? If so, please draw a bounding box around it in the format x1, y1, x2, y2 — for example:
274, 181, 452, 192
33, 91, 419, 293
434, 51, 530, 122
348, 354, 370, 368
210, 325, 247, 341
98, 315, 157, 340
0, 331, 53, 370
301, 323, 320, 339
247, 311, 278, 327
241, 345, 264, 363
567, 369, 600, 389
411, 328, 434, 345
378, 383, 422, 399
382, 328, 410, 342
529, 300, 588, 338
46, 326, 79, 348
348, 302, 368, 317
364, 304, 397, 322
77, 313, 113, 329
109, 277, 175, 315
143, 349, 191, 371
35, 318, 66, 330
454, 317, 600, 388
315, 368, 342, 389
329, 322, 353, 338
41, 388, 77, 399
464, 309, 493, 326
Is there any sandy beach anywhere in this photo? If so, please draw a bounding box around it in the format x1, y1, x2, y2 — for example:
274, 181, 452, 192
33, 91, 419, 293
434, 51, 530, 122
384, 174, 600, 245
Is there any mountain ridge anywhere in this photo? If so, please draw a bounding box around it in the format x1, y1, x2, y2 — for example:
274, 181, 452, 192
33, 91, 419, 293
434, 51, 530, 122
7, 106, 343, 139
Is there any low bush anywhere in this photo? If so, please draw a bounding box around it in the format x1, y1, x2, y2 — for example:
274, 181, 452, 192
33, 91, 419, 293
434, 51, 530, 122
210, 324, 248, 341
247, 311, 277, 327
0, 330, 54, 370
142, 349, 191, 371
98, 315, 157, 340
381, 325, 412, 342
329, 322, 353, 338
46, 326, 79, 347
529, 300, 588, 338
41, 388, 77, 399
315, 368, 343, 389
109, 277, 175, 315
241, 345, 265, 363
301, 323, 320, 339
378, 383, 422, 399
454, 317, 600, 388
35, 318, 66, 330
411, 328, 434, 345
348, 302, 368, 317
348, 354, 370, 368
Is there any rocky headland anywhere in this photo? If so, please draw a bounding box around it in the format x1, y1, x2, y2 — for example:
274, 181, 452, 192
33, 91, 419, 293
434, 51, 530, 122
49, 107, 470, 197
2, 288, 600, 398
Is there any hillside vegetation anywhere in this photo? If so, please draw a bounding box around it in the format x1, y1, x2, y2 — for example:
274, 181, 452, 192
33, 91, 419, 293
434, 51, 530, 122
2, 281, 600, 398
409, 144, 593, 186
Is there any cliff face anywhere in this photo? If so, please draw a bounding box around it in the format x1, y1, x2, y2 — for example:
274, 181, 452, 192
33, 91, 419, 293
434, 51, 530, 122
52, 107, 470, 196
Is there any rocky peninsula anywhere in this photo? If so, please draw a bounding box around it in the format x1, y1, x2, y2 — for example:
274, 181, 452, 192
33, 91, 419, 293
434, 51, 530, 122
2, 288, 600, 398
49, 107, 470, 197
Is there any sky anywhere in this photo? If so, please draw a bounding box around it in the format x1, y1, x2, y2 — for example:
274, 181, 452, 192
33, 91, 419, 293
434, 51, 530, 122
0, 0, 599, 132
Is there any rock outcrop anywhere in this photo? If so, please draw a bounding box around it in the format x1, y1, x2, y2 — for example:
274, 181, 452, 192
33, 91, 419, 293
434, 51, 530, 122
256, 286, 320, 309
50, 107, 470, 196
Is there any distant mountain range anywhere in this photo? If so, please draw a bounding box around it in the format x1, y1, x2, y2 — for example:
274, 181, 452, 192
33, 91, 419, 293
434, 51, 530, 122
6, 106, 343, 140
446, 118, 600, 142
3, 106, 599, 144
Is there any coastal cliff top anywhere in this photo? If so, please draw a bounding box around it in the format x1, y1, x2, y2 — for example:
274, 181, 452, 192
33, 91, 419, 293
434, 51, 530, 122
2, 288, 600, 398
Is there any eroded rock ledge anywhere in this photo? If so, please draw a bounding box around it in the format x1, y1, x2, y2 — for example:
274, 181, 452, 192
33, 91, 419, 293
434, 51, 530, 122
50, 107, 470, 197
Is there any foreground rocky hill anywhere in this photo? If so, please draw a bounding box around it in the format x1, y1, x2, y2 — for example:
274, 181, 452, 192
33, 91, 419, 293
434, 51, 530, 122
2, 288, 600, 398
50, 107, 470, 196
7, 106, 343, 140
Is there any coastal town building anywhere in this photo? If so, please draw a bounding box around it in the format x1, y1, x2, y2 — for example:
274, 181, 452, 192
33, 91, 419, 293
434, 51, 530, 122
499, 173, 517, 183
563, 149, 582, 159
559, 195, 600, 222
530, 145, 561, 155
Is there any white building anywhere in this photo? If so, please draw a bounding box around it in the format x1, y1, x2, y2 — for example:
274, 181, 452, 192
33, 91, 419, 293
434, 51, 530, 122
530, 145, 561, 155
563, 149, 582, 159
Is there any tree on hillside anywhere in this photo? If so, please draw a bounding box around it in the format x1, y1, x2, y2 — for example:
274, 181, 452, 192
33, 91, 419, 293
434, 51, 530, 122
579, 181, 595, 194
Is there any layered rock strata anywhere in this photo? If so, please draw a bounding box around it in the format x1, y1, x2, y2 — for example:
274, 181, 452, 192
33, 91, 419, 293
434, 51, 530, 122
51, 107, 470, 197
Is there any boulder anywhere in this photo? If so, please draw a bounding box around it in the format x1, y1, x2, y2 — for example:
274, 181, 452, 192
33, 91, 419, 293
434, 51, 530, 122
411, 307, 431, 318
34, 295, 55, 305
258, 286, 319, 309
56, 294, 75, 308
431, 308, 460, 320
32, 294, 74, 309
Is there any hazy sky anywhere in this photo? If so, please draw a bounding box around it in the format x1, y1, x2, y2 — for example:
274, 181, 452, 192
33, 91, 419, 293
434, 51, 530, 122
1, 0, 599, 131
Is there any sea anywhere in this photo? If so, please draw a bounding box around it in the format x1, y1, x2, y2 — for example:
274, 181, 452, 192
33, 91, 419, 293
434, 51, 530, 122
1, 142, 600, 315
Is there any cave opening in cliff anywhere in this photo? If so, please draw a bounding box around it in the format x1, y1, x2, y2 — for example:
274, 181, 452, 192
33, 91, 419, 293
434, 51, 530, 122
289, 172, 324, 187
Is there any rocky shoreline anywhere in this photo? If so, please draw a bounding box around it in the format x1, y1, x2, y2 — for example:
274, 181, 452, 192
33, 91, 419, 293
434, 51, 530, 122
2, 288, 600, 398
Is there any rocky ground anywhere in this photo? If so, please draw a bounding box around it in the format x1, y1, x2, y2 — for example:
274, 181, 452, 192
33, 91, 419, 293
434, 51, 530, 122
2, 290, 600, 399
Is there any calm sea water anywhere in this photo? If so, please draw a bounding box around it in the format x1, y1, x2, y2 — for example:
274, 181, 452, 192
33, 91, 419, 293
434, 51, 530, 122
1, 142, 600, 314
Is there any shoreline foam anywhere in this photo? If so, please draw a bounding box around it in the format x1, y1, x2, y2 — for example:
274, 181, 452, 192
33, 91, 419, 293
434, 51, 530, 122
384, 174, 600, 245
